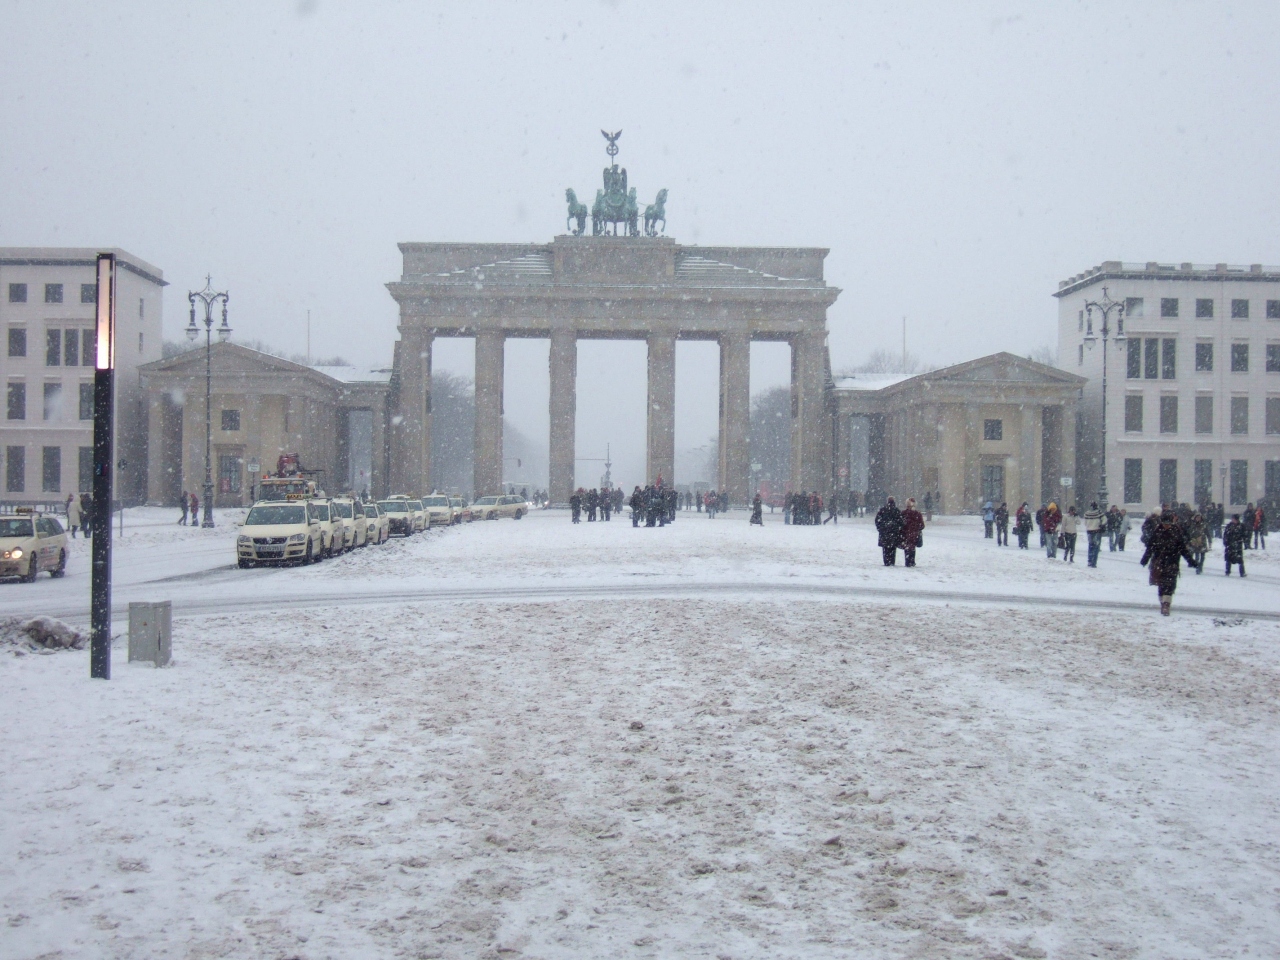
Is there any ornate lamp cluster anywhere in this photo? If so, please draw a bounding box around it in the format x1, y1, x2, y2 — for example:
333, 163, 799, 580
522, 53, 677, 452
1082, 286, 1126, 511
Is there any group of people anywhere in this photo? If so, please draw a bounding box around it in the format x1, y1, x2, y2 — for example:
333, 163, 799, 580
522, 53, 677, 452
1137, 503, 1258, 615
785, 491, 833, 525
629, 483, 679, 527
177, 490, 202, 526
62, 492, 95, 538
568, 487, 624, 523
873, 496, 926, 567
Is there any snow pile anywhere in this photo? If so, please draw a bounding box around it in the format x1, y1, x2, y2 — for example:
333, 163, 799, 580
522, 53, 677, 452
0, 615, 87, 653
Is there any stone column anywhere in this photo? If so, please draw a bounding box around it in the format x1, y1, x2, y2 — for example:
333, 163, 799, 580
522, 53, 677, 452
718, 332, 751, 505
474, 330, 505, 497
397, 330, 432, 495
1060, 399, 1078, 507
646, 333, 676, 484
1019, 402, 1042, 510
145, 389, 167, 504
964, 403, 982, 512
790, 330, 827, 495
370, 397, 387, 498
548, 328, 577, 506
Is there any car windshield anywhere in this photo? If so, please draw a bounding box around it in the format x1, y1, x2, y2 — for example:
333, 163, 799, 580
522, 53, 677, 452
379, 501, 408, 513
0, 519, 34, 538
333, 503, 352, 518
246, 505, 305, 526
363, 505, 377, 517
424, 496, 449, 506
311, 504, 330, 521
474, 497, 498, 505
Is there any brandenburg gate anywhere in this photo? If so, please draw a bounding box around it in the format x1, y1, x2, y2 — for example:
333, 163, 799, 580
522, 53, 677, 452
386, 136, 840, 504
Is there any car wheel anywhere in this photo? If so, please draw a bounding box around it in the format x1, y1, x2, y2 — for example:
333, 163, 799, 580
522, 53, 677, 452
302, 540, 315, 565
22, 557, 38, 583
50, 550, 67, 578
515, 510, 523, 520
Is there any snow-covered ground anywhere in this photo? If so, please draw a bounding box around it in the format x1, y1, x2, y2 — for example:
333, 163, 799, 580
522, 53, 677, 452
3, 509, 1279, 958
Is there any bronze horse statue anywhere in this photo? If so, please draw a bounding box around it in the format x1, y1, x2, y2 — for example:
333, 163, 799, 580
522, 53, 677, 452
565, 188, 587, 236
644, 188, 668, 237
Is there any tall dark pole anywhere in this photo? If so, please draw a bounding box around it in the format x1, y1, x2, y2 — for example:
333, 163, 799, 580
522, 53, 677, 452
90, 254, 116, 680
187, 277, 230, 529
1083, 286, 1126, 512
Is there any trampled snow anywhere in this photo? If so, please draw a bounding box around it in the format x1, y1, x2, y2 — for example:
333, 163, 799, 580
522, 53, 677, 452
2, 509, 1278, 958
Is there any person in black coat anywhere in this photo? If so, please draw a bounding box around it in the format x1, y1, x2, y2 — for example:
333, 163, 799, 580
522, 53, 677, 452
1223, 514, 1247, 576
875, 497, 903, 566
569, 489, 582, 523
1140, 512, 1197, 616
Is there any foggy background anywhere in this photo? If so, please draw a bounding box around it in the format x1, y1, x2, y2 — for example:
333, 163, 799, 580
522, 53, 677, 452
4, 1, 1278, 490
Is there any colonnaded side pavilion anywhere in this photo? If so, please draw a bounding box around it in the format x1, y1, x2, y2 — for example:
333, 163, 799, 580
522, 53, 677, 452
386, 237, 840, 505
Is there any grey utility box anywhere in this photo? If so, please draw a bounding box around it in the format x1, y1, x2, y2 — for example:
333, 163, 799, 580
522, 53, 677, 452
128, 601, 172, 667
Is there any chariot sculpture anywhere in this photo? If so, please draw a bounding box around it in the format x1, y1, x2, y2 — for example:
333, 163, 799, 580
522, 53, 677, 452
565, 130, 667, 238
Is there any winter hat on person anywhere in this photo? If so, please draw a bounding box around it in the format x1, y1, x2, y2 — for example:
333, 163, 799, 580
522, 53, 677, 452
1048, 501, 1057, 511
1151, 506, 1162, 516
886, 497, 896, 506
906, 498, 916, 507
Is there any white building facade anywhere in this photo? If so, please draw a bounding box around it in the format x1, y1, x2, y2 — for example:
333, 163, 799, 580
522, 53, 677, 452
1057, 261, 1280, 513
0, 248, 165, 505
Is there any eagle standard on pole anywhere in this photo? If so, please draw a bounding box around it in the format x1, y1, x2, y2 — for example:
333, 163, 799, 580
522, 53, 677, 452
90, 253, 116, 680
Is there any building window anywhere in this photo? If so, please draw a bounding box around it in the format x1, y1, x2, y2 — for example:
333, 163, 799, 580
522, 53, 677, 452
1124, 394, 1143, 432
983, 419, 1002, 441
1231, 396, 1249, 435
42, 383, 61, 421
1159, 395, 1178, 433
41, 446, 61, 493
78, 447, 93, 492
138, 332, 144, 354
1159, 459, 1177, 504
139, 298, 145, 319
1232, 298, 1250, 319
1268, 461, 1280, 502
80, 283, 97, 304
221, 409, 241, 431
8, 328, 26, 358
1268, 299, 1280, 320
1195, 395, 1214, 434
1195, 342, 1213, 372
8, 283, 27, 303
1194, 459, 1213, 505
1078, 310, 1084, 332
44, 283, 63, 304
1144, 338, 1159, 379
1124, 459, 1143, 504
1126, 338, 1141, 378
1267, 344, 1280, 372
218, 454, 243, 495
1268, 397, 1280, 436
1161, 297, 1179, 318
79, 382, 93, 420
45, 329, 60, 366
1229, 460, 1248, 505
6, 382, 25, 420
1196, 298, 1214, 318
1077, 343, 1083, 366
63, 330, 79, 367
1231, 342, 1249, 372
5, 446, 24, 492
1161, 338, 1177, 379
1125, 297, 1144, 318
81, 330, 94, 367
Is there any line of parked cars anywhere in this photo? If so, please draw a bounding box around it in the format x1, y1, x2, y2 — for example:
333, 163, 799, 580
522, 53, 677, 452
235, 492, 531, 567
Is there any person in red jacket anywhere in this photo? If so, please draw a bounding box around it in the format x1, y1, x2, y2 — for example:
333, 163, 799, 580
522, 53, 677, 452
900, 497, 925, 567
1042, 501, 1062, 559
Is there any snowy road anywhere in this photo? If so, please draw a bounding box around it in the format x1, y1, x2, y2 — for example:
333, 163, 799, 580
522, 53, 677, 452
3, 509, 1280, 959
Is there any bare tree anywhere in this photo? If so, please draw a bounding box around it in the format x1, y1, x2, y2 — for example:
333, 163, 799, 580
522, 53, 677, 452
1028, 344, 1059, 368
749, 386, 791, 490
842, 349, 925, 376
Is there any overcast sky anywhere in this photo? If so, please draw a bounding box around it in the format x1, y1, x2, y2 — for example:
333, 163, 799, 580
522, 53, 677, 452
4, 1, 1277, 488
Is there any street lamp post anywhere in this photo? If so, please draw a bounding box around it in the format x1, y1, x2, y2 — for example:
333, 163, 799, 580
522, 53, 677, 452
187, 277, 230, 529
1083, 286, 1126, 512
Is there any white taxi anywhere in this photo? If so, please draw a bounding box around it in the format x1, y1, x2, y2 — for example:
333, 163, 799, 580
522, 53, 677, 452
378, 498, 417, 537
237, 499, 323, 566
471, 494, 529, 521
421, 494, 452, 528
0, 510, 68, 581
330, 497, 364, 550
363, 501, 389, 544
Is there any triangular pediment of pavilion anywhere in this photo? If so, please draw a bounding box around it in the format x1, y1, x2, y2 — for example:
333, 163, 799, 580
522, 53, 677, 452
896, 352, 1085, 390
140, 342, 319, 380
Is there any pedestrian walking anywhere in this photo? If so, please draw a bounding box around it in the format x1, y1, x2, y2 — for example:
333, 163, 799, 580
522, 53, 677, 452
995, 501, 1009, 546
1186, 512, 1208, 574
1116, 509, 1130, 551
1061, 506, 1078, 562
1105, 505, 1121, 551
1140, 510, 1197, 615
1253, 504, 1266, 549
178, 490, 189, 526
189, 492, 199, 527
1042, 502, 1061, 558
81, 493, 94, 538
923, 491, 933, 522
875, 497, 903, 566
1036, 504, 1047, 547
1083, 501, 1104, 567
1223, 514, 1247, 576
750, 493, 763, 526
901, 497, 924, 567
66, 494, 82, 538
630, 486, 643, 527
569, 488, 582, 523
1242, 504, 1256, 549
982, 501, 995, 539
1014, 502, 1032, 549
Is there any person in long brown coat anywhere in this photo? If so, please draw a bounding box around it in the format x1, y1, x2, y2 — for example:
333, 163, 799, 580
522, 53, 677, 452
1140, 511, 1196, 616
900, 498, 925, 567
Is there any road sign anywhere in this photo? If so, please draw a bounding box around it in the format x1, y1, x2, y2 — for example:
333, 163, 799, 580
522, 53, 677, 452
247, 459, 260, 475
838, 466, 849, 478
1060, 476, 1073, 487
751, 462, 762, 472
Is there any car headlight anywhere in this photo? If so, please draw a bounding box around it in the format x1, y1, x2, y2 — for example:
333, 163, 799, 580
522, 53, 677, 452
237, 536, 252, 545
9, 548, 23, 559
287, 533, 307, 543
